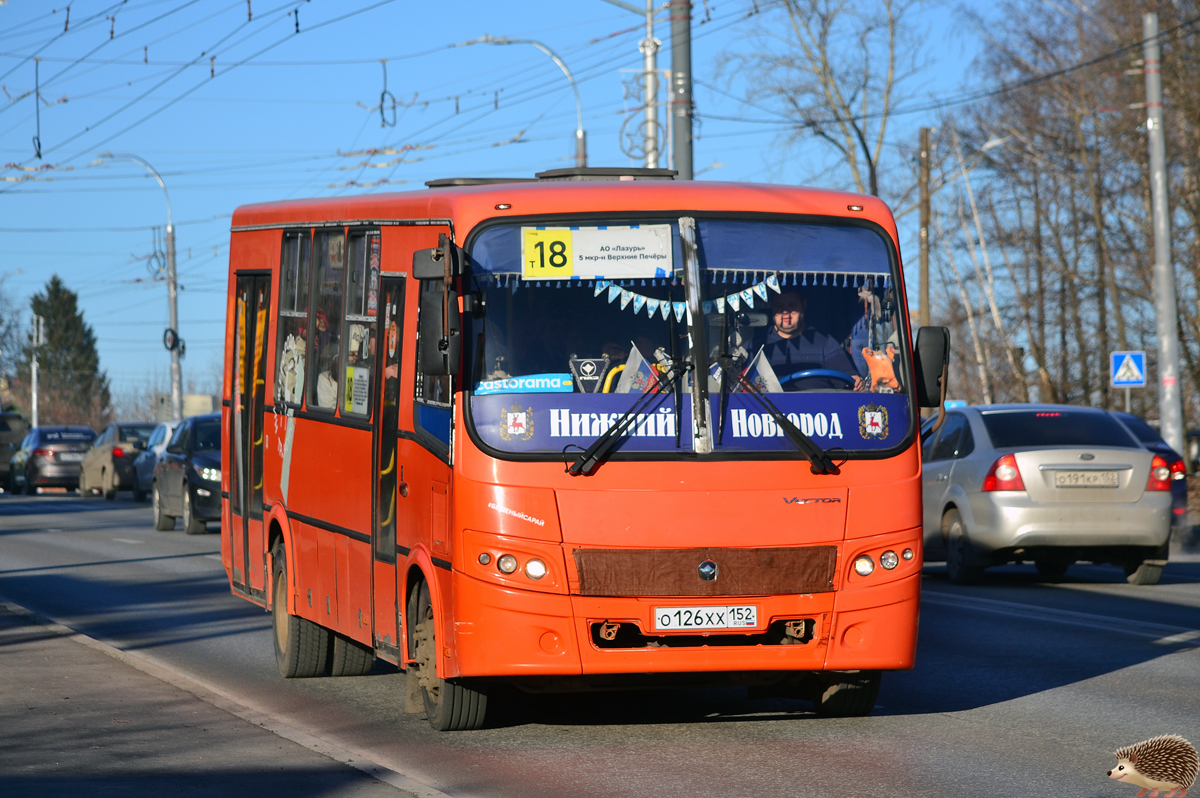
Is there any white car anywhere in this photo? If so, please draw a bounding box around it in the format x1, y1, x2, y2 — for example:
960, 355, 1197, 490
922, 404, 1173, 585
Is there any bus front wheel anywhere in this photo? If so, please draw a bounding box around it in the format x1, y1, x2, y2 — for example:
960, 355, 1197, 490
812, 671, 881, 717
272, 542, 330, 678
407, 579, 487, 731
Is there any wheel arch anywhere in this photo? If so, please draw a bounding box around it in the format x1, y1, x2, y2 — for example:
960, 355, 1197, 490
402, 556, 444, 675
264, 506, 295, 614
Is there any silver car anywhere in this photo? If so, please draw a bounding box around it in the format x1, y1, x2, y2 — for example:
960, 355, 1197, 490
922, 404, 1173, 585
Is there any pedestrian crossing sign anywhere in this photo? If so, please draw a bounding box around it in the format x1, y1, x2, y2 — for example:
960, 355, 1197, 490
1111, 351, 1146, 388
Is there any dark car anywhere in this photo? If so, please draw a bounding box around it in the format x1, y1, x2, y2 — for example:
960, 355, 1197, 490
8, 426, 97, 494
80, 422, 158, 500
1111, 411, 1188, 528
132, 421, 179, 502
0, 411, 30, 490
152, 413, 221, 534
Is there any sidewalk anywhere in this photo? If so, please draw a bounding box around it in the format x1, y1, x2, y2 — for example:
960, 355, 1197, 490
0, 603, 406, 797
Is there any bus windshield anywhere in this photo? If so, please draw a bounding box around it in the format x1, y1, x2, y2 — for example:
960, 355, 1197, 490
466, 217, 911, 457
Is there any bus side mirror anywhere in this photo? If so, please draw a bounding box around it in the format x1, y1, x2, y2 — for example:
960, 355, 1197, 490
913, 326, 950, 408
418, 287, 461, 375
411, 241, 463, 279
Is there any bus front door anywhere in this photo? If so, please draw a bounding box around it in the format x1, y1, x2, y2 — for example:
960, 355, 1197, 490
372, 276, 405, 655
230, 273, 271, 599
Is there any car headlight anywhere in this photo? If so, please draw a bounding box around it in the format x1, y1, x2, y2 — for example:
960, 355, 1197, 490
193, 463, 221, 482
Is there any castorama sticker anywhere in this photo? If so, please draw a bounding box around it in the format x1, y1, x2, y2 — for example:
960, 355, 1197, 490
471, 392, 909, 453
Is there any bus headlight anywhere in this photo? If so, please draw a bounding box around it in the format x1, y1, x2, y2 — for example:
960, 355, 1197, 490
497, 554, 518, 574
853, 555, 875, 576
880, 550, 899, 570
524, 559, 547, 580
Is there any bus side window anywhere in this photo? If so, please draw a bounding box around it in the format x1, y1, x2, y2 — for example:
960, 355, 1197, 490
341, 231, 379, 417
308, 231, 345, 411
413, 272, 452, 450
276, 230, 311, 407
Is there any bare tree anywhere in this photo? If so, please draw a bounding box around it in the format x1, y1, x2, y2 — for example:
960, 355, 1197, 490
723, 0, 925, 204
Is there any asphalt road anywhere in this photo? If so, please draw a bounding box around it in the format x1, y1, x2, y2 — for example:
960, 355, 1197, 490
2, 491, 1198, 797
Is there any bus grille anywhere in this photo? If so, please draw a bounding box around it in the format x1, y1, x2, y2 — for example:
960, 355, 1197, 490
572, 546, 837, 597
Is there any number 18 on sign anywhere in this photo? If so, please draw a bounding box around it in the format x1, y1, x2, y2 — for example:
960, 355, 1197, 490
1111, 350, 1146, 412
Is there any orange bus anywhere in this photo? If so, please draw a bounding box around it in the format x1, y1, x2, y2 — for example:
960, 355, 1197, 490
221, 167, 949, 730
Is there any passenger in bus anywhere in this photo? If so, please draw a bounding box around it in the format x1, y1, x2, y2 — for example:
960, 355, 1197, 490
761, 291, 862, 391
317, 352, 339, 408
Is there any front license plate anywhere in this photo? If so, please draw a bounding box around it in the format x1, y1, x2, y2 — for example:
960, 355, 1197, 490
1054, 470, 1118, 488
652, 605, 758, 631
58, 453, 84, 462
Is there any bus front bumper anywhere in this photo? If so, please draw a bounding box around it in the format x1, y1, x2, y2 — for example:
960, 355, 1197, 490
449, 570, 919, 678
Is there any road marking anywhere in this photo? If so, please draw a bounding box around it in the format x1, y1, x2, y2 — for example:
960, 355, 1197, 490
0, 597, 457, 798
112, 538, 143, 545
204, 554, 223, 561
922, 591, 1200, 645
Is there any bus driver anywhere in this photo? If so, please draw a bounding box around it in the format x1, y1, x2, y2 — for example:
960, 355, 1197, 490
762, 291, 863, 391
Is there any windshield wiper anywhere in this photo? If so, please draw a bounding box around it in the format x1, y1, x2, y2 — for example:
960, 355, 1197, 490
715, 354, 840, 475
567, 350, 687, 476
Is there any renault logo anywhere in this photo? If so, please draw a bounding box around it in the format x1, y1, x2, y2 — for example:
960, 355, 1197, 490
698, 559, 718, 582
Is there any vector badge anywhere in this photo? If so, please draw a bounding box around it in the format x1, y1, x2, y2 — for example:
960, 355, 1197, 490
858, 403, 888, 440
500, 403, 535, 442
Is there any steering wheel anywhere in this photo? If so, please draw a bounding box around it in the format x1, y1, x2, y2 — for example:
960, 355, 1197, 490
779, 368, 857, 389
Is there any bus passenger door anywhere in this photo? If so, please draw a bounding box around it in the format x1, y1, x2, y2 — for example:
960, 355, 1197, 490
372, 277, 405, 655
230, 273, 271, 599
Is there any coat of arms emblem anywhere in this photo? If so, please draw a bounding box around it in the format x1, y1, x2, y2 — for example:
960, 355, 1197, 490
500, 403, 535, 441
858, 403, 888, 439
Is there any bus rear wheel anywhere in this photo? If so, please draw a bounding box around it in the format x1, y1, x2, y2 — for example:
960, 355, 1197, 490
812, 671, 881, 717
272, 542, 330, 678
408, 579, 487, 731
330, 633, 375, 677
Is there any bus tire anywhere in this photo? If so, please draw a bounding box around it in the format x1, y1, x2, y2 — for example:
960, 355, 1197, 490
408, 578, 487, 731
272, 542, 330, 678
152, 483, 175, 531
182, 487, 206, 535
330, 633, 375, 677
812, 671, 881, 717
943, 508, 984, 585
1124, 561, 1163, 585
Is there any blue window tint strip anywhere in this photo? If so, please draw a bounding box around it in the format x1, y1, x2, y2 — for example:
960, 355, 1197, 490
694, 219, 890, 275
415, 402, 452, 447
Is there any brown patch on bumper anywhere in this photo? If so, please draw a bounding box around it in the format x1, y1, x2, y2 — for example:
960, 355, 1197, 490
573, 546, 837, 597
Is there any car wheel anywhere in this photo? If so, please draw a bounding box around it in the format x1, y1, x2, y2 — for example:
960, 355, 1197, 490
133, 484, 147, 502
408, 579, 487, 730
811, 671, 882, 717
25, 470, 36, 495
943, 508, 985, 585
152, 483, 176, 531
272, 541, 330, 678
182, 486, 206, 535
102, 468, 116, 500
1035, 560, 1069, 579
1124, 561, 1163, 585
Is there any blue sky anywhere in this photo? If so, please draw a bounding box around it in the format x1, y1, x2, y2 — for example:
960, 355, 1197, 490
0, 0, 979, 399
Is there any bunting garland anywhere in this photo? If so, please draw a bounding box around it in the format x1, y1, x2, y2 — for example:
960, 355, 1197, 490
475, 270, 893, 320
591, 273, 784, 320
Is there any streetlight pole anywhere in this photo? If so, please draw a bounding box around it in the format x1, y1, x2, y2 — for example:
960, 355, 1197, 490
1142, 13, 1185, 460
603, 0, 663, 169
463, 36, 586, 168
100, 152, 182, 421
